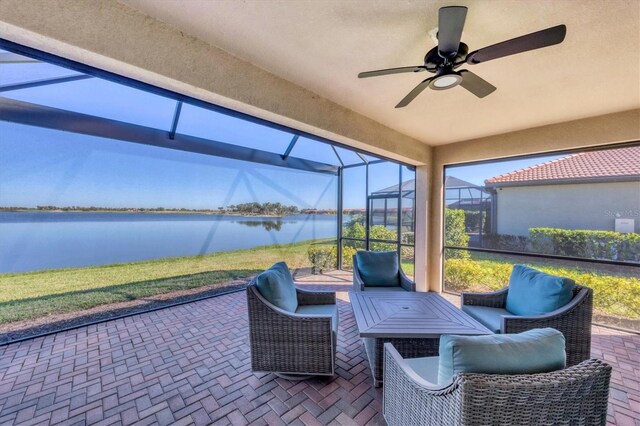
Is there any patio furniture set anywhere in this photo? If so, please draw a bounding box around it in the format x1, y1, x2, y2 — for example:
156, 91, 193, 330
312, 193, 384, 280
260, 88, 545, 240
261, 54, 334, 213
246, 252, 610, 425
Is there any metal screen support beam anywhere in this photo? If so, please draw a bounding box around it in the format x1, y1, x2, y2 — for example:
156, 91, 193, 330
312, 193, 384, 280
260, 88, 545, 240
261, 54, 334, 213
337, 167, 344, 269
0, 52, 39, 63
0, 97, 338, 175
0, 75, 93, 93
356, 152, 369, 164
282, 135, 299, 160
343, 159, 385, 169
331, 146, 344, 167
365, 163, 370, 250
397, 165, 403, 261
168, 101, 182, 140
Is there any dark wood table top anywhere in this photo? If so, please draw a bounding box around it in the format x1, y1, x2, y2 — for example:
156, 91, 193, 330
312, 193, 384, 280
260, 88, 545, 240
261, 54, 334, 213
349, 291, 492, 338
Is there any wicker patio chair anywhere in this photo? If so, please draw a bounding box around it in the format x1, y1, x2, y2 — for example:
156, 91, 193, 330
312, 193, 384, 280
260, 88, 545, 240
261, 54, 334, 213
353, 252, 415, 292
461, 284, 593, 366
383, 343, 611, 426
246, 273, 338, 378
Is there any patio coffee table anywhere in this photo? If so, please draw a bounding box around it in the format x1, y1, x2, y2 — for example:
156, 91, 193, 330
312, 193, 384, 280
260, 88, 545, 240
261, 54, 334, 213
349, 291, 491, 387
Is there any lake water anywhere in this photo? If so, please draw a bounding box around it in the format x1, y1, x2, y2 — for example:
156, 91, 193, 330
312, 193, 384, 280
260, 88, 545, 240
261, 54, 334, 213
0, 212, 338, 273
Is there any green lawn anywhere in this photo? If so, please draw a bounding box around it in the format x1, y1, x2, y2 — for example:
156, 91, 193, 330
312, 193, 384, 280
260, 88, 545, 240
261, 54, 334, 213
0, 239, 333, 324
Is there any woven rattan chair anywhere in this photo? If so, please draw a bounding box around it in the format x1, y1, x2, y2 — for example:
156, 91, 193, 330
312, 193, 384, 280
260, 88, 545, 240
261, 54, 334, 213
461, 284, 593, 366
352, 254, 415, 292
246, 279, 338, 378
383, 343, 611, 426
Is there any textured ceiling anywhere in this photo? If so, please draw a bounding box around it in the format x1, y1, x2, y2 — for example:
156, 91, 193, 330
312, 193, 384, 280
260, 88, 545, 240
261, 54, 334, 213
120, 0, 640, 146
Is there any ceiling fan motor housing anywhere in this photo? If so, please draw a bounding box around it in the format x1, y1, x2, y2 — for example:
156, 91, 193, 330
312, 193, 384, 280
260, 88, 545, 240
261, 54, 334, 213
424, 42, 468, 71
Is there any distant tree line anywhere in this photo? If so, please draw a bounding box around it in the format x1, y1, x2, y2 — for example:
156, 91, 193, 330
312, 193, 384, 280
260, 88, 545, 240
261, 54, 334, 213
28, 205, 222, 213
225, 202, 299, 216
0, 204, 342, 216
0, 203, 305, 216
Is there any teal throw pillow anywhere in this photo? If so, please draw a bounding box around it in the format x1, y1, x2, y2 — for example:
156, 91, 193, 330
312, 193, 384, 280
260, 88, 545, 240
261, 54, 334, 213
437, 328, 566, 385
255, 261, 298, 312
506, 264, 575, 316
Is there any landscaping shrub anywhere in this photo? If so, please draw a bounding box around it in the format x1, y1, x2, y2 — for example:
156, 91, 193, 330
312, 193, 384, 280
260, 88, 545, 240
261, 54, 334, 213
343, 216, 398, 251
369, 226, 397, 251
463, 210, 487, 232
340, 245, 357, 269
444, 258, 511, 292
481, 234, 531, 252
307, 244, 357, 273
401, 231, 414, 245
530, 228, 640, 262
444, 209, 470, 259
307, 245, 336, 274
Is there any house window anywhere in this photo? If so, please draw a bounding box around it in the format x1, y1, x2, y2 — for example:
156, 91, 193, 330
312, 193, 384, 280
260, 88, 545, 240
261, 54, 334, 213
443, 144, 640, 331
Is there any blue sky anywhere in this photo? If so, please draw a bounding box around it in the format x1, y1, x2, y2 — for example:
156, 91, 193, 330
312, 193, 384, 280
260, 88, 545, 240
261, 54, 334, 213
446, 154, 565, 186
0, 122, 342, 210
0, 55, 564, 211
0, 58, 403, 211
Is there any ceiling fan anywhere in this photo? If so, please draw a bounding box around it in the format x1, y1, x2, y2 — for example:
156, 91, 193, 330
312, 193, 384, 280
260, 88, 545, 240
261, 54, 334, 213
358, 6, 566, 108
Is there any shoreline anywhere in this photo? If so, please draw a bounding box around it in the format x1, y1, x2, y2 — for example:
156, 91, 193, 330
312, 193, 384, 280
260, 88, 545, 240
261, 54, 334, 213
0, 209, 342, 216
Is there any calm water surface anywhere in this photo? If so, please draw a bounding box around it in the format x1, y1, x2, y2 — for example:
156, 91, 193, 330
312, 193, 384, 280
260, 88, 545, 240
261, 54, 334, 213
0, 212, 337, 273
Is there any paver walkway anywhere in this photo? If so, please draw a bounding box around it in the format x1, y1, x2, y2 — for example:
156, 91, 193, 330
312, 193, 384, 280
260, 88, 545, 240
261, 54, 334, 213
0, 271, 638, 425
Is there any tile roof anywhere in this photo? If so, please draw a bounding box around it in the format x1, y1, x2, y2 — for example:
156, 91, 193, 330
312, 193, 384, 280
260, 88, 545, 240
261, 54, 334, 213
485, 146, 640, 185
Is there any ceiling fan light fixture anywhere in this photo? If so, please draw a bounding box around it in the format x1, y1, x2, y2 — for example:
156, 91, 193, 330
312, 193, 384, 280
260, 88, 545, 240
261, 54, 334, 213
430, 73, 462, 90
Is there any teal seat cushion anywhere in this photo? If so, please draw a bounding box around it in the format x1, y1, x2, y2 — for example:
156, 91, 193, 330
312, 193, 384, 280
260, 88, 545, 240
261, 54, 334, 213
506, 264, 575, 316
255, 262, 298, 313
295, 304, 338, 335
404, 356, 440, 385
363, 286, 406, 292
461, 305, 511, 333
438, 328, 566, 385
355, 251, 399, 287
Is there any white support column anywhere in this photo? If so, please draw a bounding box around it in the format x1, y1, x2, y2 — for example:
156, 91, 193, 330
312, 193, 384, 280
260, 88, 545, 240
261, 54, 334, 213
413, 164, 431, 292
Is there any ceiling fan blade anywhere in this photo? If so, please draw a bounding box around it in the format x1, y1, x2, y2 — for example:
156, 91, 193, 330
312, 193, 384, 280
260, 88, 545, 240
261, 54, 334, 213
466, 24, 566, 64
438, 6, 468, 60
395, 77, 435, 108
358, 66, 426, 78
459, 70, 496, 98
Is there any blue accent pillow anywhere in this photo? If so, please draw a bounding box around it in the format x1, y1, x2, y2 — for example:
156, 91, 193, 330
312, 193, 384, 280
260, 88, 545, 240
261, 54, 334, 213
506, 265, 575, 316
355, 251, 399, 287
255, 262, 298, 312
438, 328, 566, 385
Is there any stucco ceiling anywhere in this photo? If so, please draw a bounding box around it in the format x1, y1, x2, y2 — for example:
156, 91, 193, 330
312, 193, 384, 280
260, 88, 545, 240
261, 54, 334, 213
120, 0, 640, 146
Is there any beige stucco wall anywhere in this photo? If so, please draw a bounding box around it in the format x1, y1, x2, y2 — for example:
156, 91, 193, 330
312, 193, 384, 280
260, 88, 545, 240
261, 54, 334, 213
494, 182, 640, 236
428, 110, 640, 291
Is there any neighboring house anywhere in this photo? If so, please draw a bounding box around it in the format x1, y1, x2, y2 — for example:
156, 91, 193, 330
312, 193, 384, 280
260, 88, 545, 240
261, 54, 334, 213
485, 146, 640, 236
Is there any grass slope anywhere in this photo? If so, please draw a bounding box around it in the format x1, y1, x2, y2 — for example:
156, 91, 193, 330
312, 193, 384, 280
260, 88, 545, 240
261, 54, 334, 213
0, 240, 331, 324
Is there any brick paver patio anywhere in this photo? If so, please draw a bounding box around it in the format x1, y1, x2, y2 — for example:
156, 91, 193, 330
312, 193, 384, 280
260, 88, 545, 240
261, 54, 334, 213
0, 271, 638, 425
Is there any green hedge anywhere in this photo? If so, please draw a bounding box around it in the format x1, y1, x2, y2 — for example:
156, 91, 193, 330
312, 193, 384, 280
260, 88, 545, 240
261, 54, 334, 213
481, 234, 530, 252
444, 257, 640, 320
463, 210, 488, 233
445, 209, 469, 259
530, 228, 640, 262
